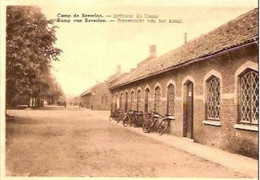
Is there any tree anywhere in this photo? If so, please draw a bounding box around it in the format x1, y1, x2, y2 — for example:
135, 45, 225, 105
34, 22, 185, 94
6, 6, 62, 107
43, 75, 64, 105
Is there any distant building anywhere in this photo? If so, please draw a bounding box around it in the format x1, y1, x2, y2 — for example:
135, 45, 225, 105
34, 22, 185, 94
109, 9, 258, 158
79, 65, 128, 110
80, 82, 110, 110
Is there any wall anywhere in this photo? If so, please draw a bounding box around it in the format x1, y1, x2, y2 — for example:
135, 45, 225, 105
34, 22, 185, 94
81, 82, 111, 110
111, 44, 258, 158
81, 94, 91, 108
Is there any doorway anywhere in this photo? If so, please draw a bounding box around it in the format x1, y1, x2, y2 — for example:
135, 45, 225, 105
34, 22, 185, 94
183, 80, 194, 139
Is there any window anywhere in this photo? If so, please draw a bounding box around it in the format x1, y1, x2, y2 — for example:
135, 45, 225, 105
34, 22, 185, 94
105, 96, 108, 105
111, 94, 114, 109
119, 93, 123, 109
115, 94, 118, 109
145, 88, 150, 112
167, 84, 175, 115
206, 76, 220, 120
239, 69, 258, 124
137, 90, 141, 111
125, 92, 128, 111
130, 91, 134, 110
154, 86, 161, 113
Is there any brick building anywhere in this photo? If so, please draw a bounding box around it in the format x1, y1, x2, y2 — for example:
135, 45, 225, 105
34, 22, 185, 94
80, 82, 111, 110
109, 9, 258, 158
80, 65, 128, 110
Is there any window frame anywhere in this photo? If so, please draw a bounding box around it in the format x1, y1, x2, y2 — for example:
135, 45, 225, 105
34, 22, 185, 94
238, 68, 258, 125
130, 90, 135, 110
119, 93, 123, 109
205, 75, 221, 121
136, 89, 141, 111
125, 91, 128, 111
154, 86, 161, 113
144, 87, 150, 113
167, 83, 175, 116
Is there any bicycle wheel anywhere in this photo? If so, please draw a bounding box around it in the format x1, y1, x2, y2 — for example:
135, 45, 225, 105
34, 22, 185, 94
123, 116, 130, 127
142, 121, 150, 133
115, 115, 120, 123
157, 120, 169, 136
116, 114, 122, 123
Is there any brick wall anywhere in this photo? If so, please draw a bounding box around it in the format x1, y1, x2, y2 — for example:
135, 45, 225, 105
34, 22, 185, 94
111, 44, 258, 158
81, 82, 111, 110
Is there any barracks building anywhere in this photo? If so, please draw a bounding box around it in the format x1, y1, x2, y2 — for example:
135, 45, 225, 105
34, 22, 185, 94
109, 9, 259, 159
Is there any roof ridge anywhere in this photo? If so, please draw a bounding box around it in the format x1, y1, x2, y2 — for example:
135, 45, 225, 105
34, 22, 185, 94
111, 8, 258, 89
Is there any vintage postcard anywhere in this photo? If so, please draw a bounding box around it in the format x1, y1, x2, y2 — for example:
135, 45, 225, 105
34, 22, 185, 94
1, 0, 258, 179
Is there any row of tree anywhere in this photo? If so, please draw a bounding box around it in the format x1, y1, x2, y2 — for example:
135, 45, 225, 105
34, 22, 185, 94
6, 6, 63, 108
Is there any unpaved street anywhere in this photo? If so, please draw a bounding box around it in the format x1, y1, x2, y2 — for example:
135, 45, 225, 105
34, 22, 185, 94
6, 107, 247, 177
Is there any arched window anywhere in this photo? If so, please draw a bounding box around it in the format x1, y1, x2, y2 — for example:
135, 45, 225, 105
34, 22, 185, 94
130, 91, 134, 110
167, 84, 175, 115
239, 69, 258, 124
145, 88, 150, 112
115, 94, 118, 109
111, 94, 114, 109
119, 93, 123, 109
206, 75, 220, 120
154, 86, 161, 113
125, 92, 128, 111
137, 90, 141, 111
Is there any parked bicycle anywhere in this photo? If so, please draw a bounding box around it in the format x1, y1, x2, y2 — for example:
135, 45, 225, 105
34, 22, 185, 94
109, 109, 118, 121
157, 114, 175, 135
109, 109, 124, 122
142, 111, 162, 133
122, 110, 134, 127
134, 111, 144, 127
109, 109, 120, 121
116, 109, 125, 123
123, 110, 144, 127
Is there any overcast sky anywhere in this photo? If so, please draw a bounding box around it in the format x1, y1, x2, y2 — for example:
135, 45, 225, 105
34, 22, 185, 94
29, 0, 258, 98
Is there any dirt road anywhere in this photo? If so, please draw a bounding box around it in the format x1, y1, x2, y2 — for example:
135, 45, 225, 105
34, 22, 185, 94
6, 106, 247, 177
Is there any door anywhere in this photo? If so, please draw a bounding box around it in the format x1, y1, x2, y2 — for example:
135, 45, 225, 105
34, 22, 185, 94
183, 81, 194, 139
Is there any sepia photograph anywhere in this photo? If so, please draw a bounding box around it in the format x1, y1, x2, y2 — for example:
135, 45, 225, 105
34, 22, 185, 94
1, 0, 258, 179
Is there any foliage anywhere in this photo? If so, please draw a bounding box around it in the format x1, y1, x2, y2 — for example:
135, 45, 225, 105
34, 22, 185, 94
6, 6, 63, 105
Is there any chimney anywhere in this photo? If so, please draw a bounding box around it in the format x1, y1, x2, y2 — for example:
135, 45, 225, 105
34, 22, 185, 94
184, 33, 187, 44
117, 65, 121, 73
149, 45, 156, 57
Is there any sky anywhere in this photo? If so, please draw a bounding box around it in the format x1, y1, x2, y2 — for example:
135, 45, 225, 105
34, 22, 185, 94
18, 0, 257, 98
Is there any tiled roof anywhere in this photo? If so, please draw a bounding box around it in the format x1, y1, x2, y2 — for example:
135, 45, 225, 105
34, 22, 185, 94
80, 82, 108, 97
107, 72, 129, 87
111, 8, 258, 89
80, 88, 92, 97
107, 71, 121, 82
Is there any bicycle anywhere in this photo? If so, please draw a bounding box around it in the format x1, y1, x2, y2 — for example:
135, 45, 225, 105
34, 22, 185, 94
116, 109, 125, 123
123, 110, 144, 127
142, 112, 162, 133
122, 110, 134, 127
133, 111, 144, 127
109, 109, 121, 121
109, 109, 118, 121
157, 114, 175, 135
